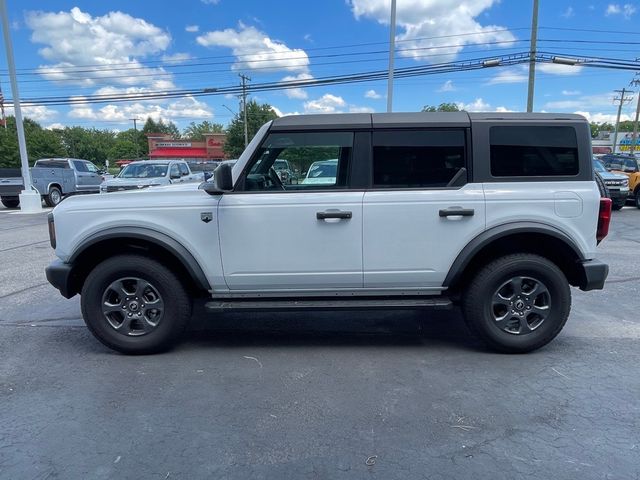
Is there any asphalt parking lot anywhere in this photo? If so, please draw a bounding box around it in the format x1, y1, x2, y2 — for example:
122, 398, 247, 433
0, 204, 638, 480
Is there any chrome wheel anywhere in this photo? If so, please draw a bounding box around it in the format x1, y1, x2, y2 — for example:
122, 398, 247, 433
101, 277, 164, 336
491, 276, 550, 335
49, 188, 61, 205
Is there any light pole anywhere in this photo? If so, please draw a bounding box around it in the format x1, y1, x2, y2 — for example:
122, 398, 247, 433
387, 0, 397, 113
0, 0, 42, 212
526, 0, 539, 112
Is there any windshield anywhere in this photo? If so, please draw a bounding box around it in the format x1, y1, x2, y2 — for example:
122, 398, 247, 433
273, 159, 289, 171
307, 161, 337, 178
118, 163, 168, 178
593, 160, 606, 172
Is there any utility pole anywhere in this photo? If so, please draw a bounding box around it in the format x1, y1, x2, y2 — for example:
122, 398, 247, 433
526, 0, 539, 112
387, 0, 397, 113
0, 0, 41, 212
612, 88, 633, 154
629, 69, 640, 155
239, 74, 250, 148
130, 118, 140, 158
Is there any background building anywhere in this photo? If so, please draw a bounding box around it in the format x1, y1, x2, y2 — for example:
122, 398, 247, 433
147, 132, 227, 162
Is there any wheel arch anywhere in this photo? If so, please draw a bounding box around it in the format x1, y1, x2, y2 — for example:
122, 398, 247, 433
67, 227, 210, 297
47, 182, 63, 194
444, 222, 586, 292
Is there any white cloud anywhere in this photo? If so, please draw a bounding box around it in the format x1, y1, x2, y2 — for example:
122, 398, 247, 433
561, 6, 575, 17
45, 123, 65, 130
201, 0, 220, 4
487, 67, 527, 84
304, 94, 346, 114
605, 3, 636, 17
562, 89, 581, 96
185, 25, 200, 33
574, 111, 632, 123
281, 73, 313, 99
161, 53, 192, 64
456, 98, 512, 112
25, 7, 171, 87
438, 80, 456, 92
365, 89, 382, 99
348, 0, 515, 62
537, 63, 583, 76
196, 23, 309, 72
5, 104, 59, 122
271, 106, 301, 117
302, 94, 373, 114
68, 96, 214, 123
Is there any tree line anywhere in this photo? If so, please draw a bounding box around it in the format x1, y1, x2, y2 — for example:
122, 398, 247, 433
0, 101, 280, 169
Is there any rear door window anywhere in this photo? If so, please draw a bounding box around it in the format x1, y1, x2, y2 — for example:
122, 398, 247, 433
372, 130, 466, 188
490, 126, 579, 177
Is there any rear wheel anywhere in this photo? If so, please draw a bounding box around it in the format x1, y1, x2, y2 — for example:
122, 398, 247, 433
462, 254, 571, 353
44, 186, 62, 207
1, 196, 20, 208
81, 254, 191, 354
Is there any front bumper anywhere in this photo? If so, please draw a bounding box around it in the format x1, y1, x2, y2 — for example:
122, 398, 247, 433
607, 188, 629, 202
45, 259, 76, 298
577, 259, 609, 291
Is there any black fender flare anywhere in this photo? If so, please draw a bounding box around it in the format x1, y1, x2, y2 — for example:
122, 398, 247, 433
69, 226, 211, 291
443, 222, 586, 288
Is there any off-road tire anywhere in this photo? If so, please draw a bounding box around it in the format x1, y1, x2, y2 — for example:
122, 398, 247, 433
612, 200, 624, 211
462, 254, 571, 353
635, 188, 640, 209
1, 196, 20, 208
81, 254, 191, 354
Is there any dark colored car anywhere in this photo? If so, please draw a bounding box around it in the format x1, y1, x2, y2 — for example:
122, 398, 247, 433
593, 159, 629, 210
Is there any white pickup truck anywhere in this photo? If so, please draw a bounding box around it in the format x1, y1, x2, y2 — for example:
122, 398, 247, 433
46, 112, 610, 355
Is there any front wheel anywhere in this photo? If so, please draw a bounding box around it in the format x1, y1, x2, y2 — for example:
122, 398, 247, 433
635, 189, 640, 209
81, 255, 191, 354
612, 200, 625, 211
462, 254, 571, 353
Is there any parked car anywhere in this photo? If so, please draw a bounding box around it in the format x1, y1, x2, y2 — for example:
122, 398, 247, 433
46, 112, 609, 355
600, 153, 634, 171
609, 156, 640, 208
0, 168, 23, 208
100, 160, 204, 193
0, 158, 102, 208
301, 159, 338, 185
593, 159, 628, 210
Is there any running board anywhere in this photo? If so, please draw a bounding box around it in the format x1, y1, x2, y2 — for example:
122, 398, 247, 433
204, 297, 452, 312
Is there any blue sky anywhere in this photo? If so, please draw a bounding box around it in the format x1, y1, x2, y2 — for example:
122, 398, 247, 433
1, 0, 639, 131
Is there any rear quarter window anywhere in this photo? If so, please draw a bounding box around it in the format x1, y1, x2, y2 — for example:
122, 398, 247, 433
490, 126, 579, 177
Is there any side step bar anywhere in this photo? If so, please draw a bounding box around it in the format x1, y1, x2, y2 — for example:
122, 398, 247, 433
205, 297, 452, 313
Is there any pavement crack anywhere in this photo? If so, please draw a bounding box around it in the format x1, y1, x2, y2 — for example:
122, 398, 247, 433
0, 282, 49, 300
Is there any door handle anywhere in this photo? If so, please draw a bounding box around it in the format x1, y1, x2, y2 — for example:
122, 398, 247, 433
439, 207, 475, 217
316, 210, 352, 220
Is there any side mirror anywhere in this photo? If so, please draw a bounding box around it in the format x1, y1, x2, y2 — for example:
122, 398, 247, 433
201, 162, 233, 195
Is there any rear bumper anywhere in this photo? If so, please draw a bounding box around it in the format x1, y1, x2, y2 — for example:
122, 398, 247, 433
577, 259, 609, 291
45, 259, 76, 299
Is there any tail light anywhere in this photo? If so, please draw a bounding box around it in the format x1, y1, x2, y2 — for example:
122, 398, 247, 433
596, 198, 612, 244
47, 212, 56, 249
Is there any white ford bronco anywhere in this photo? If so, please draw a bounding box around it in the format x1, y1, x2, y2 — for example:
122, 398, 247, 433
46, 112, 611, 354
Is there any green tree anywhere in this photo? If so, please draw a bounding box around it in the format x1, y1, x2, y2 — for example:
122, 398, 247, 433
0, 116, 65, 167
108, 139, 139, 160
422, 103, 461, 112
56, 127, 116, 166
223, 100, 279, 158
182, 121, 224, 140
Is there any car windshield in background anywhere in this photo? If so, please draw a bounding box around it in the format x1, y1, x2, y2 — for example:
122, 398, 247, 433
308, 161, 337, 178
119, 164, 168, 178
593, 160, 607, 172
273, 160, 289, 171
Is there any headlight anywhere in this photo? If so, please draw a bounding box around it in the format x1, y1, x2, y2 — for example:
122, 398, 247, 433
622, 179, 629, 187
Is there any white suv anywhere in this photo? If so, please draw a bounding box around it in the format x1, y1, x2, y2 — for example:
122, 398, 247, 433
46, 112, 611, 354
